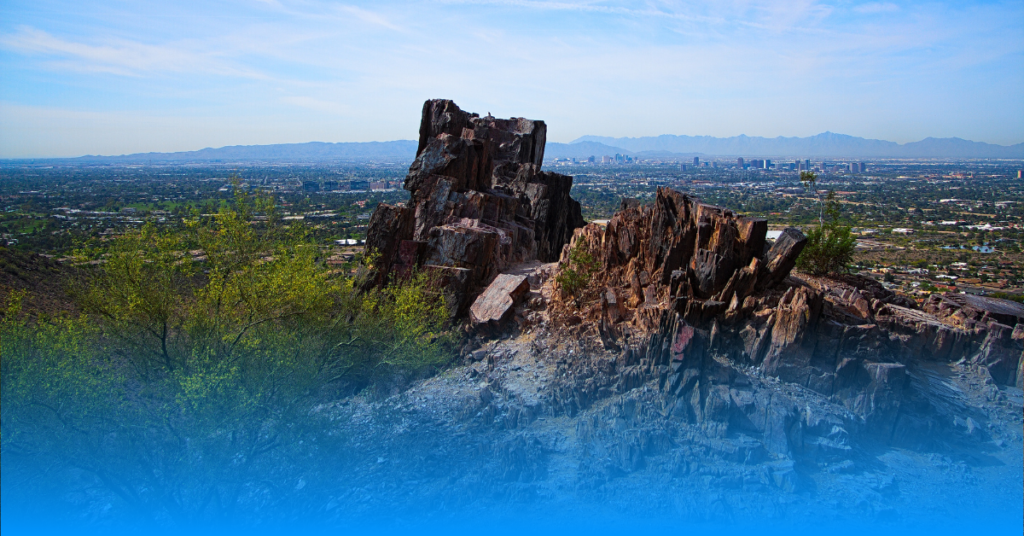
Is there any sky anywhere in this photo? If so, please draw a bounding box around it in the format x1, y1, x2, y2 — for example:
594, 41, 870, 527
1, 1, 1022, 158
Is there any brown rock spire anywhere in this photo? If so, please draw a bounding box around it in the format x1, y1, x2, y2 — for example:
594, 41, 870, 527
364, 99, 584, 317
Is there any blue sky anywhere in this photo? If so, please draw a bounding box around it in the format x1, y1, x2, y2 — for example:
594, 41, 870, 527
1, 1, 1022, 158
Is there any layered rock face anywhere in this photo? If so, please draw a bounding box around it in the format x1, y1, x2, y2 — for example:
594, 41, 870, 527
547, 187, 1024, 458
564, 189, 799, 318
918, 293, 1024, 386
365, 99, 584, 316
332, 112, 1021, 515
369, 101, 1019, 473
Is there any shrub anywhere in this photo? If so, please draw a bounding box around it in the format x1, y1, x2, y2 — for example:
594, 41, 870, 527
991, 292, 1024, 304
556, 235, 599, 307
338, 269, 456, 386
798, 224, 857, 276
796, 189, 856, 276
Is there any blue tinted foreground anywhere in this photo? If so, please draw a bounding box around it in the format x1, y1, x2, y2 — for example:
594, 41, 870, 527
3, 463, 1020, 536
1, 509, 1019, 536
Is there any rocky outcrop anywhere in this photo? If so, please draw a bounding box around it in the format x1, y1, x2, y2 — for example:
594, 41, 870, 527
540, 186, 1024, 460
368, 99, 1018, 492
320, 155, 1023, 527
923, 292, 1024, 330
920, 293, 1024, 386
555, 188, 803, 326
365, 99, 584, 316
417, 99, 546, 167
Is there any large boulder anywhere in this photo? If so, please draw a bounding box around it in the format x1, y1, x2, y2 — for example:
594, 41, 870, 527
469, 274, 531, 327
757, 228, 808, 290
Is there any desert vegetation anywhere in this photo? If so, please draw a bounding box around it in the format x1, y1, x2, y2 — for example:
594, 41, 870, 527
1, 189, 456, 526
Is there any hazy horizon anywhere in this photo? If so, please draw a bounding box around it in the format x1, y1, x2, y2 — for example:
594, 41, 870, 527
7, 131, 1024, 162
2, 1, 1022, 158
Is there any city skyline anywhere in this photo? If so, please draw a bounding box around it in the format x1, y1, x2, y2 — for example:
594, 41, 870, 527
2, 1, 1022, 158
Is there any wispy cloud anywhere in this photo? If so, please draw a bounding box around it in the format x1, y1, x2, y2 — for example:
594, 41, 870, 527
335, 5, 404, 32
280, 95, 351, 114
1, 0, 1021, 156
0, 26, 266, 78
854, 2, 900, 14
434, 0, 834, 31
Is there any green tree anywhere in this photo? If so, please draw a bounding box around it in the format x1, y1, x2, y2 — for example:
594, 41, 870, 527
338, 269, 455, 388
797, 189, 857, 276
3, 188, 457, 526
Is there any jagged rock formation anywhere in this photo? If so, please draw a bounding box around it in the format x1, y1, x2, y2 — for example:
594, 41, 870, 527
562, 189, 800, 321
365, 99, 584, 316
919, 293, 1024, 386
543, 187, 1024, 459
345, 105, 1021, 523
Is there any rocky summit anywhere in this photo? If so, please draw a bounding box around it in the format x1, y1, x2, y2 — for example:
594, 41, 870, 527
364, 99, 585, 317
540, 188, 1023, 458
345, 100, 1023, 526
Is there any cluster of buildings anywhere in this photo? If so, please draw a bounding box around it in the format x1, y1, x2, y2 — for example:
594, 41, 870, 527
551, 155, 871, 174
732, 158, 867, 173
300, 179, 401, 193
870, 259, 1020, 300
601, 154, 638, 164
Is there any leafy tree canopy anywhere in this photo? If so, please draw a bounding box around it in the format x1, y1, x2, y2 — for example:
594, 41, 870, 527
1, 188, 456, 526
797, 189, 857, 276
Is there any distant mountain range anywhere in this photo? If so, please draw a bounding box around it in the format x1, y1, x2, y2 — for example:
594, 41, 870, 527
6, 133, 1022, 164
60, 140, 420, 164
543, 141, 649, 160
563, 132, 1024, 159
